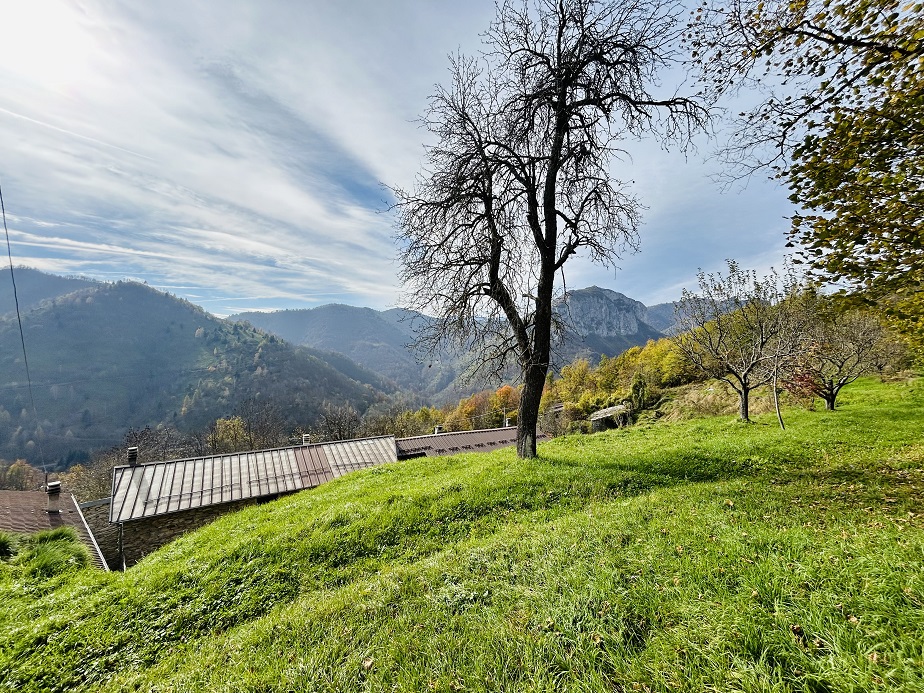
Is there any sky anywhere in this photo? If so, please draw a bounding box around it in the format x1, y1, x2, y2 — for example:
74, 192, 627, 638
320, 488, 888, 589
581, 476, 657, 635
0, 0, 794, 317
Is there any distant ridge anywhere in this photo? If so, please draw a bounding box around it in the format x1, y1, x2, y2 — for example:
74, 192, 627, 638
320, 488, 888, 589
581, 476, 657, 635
233, 286, 670, 394
0, 267, 98, 318
554, 286, 665, 362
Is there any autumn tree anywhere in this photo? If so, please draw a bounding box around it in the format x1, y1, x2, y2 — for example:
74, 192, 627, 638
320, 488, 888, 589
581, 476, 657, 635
0, 458, 41, 491
490, 385, 520, 426
206, 416, 250, 454
673, 261, 803, 422
789, 296, 890, 410
394, 0, 707, 457
689, 0, 924, 341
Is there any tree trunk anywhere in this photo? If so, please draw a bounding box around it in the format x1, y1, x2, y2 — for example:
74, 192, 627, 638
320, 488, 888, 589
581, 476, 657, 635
517, 363, 547, 458
823, 396, 836, 411
773, 369, 785, 430
738, 386, 751, 422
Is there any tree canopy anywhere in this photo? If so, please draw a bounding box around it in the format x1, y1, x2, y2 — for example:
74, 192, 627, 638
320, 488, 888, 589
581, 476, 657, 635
689, 0, 924, 344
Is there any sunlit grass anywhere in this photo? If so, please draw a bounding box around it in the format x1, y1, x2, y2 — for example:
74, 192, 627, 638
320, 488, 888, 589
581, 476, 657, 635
1, 377, 922, 692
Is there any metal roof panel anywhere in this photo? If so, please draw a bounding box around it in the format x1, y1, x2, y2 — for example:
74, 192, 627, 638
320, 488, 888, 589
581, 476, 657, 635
109, 436, 396, 523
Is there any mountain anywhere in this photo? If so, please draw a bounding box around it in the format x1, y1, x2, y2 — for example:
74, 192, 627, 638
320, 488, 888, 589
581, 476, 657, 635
553, 286, 665, 362
233, 287, 668, 394
643, 301, 679, 334
0, 267, 98, 318
0, 281, 389, 467
232, 305, 460, 398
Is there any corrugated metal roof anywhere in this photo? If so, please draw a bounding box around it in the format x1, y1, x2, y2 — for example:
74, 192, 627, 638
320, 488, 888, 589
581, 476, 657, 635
110, 436, 396, 524
396, 427, 523, 458
326, 436, 398, 477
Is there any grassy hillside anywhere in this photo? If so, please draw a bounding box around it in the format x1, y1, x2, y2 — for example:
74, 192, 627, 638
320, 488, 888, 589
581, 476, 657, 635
1, 378, 922, 691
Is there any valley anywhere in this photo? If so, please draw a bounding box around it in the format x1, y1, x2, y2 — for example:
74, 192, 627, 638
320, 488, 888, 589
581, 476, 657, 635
1, 269, 675, 468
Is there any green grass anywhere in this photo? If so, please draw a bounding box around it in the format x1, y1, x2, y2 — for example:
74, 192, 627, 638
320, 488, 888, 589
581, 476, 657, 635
1, 378, 922, 692
0, 527, 89, 581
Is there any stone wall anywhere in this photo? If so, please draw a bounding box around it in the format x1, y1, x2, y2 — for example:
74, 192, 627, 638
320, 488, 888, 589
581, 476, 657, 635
80, 498, 120, 569
81, 496, 270, 569
121, 498, 259, 567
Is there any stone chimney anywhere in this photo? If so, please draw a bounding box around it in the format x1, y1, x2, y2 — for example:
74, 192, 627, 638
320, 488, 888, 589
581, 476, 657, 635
46, 480, 61, 514
127, 446, 139, 466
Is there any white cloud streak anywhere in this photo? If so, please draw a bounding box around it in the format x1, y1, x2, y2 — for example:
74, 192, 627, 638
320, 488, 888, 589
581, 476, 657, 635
0, 0, 794, 316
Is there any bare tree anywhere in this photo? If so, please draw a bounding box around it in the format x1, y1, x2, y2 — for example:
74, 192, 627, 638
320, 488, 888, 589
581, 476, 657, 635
673, 261, 802, 422
315, 402, 362, 442
62, 426, 193, 502
393, 0, 708, 457
236, 398, 288, 450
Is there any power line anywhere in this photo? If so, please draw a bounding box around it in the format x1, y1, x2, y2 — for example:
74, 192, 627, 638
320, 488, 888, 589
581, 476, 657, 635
1, 180, 47, 472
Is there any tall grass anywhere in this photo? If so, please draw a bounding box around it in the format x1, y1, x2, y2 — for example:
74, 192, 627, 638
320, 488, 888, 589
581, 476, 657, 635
0, 531, 15, 559
0, 377, 921, 692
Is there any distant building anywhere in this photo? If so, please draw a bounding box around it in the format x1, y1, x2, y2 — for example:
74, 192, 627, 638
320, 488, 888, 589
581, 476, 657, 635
0, 487, 109, 570
589, 403, 633, 432
396, 426, 529, 459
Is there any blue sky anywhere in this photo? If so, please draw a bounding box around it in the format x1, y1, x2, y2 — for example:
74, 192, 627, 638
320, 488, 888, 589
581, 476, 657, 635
0, 0, 792, 316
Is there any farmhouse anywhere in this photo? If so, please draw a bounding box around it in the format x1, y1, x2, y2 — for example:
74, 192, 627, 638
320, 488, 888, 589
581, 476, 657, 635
80, 427, 527, 569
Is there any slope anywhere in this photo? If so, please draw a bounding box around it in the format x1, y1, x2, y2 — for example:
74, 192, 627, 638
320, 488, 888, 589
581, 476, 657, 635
1, 378, 921, 691
233, 304, 459, 396
0, 282, 385, 466
0, 267, 98, 318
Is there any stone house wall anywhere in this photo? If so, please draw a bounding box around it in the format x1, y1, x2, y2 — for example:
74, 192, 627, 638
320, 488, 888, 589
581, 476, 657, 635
80, 498, 120, 569
81, 496, 272, 569
120, 498, 259, 567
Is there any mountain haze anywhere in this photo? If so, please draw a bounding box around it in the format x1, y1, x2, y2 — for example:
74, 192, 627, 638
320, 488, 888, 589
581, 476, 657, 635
0, 267, 98, 318
232, 305, 460, 398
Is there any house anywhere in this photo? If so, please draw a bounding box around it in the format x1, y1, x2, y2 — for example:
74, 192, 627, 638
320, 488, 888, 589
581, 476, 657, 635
81, 426, 533, 570
0, 486, 109, 570
82, 436, 397, 568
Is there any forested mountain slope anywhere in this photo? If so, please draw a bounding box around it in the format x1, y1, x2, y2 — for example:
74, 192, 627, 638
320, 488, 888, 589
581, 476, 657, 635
0, 281, 386, 467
